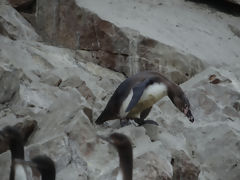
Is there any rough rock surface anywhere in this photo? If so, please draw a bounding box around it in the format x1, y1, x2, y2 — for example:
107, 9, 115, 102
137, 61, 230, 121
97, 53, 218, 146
0, 66, 20, 104
171, 150, 200, 180
0, 0, 240, 180
31, 0, 205, 81
75, 0, 240, 66
0, 4, 40, 40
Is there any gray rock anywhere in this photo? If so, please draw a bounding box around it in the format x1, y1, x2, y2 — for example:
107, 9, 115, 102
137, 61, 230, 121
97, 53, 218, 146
134, 152, 172, 180
0, 4, 40, 40
0, 66, 20, 104
31, 0, 205, 82
171, 150, 200, 180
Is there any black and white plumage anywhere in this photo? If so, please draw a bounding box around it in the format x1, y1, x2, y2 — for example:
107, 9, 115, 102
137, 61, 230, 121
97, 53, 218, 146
0, 126, 55, 180
95, 71, 194, 126
99, 133, 133, 180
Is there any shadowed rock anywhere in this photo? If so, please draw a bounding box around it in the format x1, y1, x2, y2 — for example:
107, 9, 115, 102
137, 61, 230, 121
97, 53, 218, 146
171, 150, 200, 180
0, 67, 20, 104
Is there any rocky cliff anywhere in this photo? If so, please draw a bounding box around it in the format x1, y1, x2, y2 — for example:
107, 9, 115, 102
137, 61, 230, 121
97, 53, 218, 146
0, 0, 240, 179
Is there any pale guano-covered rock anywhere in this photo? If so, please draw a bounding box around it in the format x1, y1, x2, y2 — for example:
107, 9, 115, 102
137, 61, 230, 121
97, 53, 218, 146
0, 4, 40, 40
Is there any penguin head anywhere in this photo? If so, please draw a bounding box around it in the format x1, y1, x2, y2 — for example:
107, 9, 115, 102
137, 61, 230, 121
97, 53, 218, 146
0, 126, 24, 159
173, 94, 194, 123
108, 133, 132, 149
98, 133, 133, 180
98, 133, 132, 150
31, 155, 56, 180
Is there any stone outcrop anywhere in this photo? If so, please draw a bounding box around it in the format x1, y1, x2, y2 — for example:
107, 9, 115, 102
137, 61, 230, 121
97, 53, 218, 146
137, 36, 204, 84
21, 0, 205, 82
0, 4, 40, 40
0, 67, 20, 104
171, 150, 200, 180
134, 152, 172, 180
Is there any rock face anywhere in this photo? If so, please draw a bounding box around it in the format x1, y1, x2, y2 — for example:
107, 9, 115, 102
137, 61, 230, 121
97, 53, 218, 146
0, 0, 240, 180
0, 4, 40, 40
171, 150, 200, 180
31, 0, 205, 81
0, 67, 20, 104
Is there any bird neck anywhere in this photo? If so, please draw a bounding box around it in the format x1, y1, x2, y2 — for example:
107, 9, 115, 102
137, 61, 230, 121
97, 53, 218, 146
118, 147, 133, 180
166, 83, 180, 103
10, 139, 24, 161
41, 173, 55, 180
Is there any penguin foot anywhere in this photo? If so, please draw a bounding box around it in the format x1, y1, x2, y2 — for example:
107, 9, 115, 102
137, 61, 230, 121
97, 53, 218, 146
126, 118, 159, 126
133, 118, 145, 126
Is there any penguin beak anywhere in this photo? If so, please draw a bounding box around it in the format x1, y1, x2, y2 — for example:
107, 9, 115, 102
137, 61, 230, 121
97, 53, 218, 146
183, 107, 194, 123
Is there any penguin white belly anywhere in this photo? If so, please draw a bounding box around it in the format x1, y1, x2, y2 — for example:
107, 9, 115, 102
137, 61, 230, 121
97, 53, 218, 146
139, 83, 167, 104
120, 83, 167, 118
130, 83, 167, 117
116, 169, 123, 180
15, 164, 27, 180
119, 90, 133, 118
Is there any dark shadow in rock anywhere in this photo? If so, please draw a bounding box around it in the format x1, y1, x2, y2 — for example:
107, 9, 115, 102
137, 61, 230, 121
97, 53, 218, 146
83, 107, 93, 124
186, 0, 240, 17
10, 0, 36, 14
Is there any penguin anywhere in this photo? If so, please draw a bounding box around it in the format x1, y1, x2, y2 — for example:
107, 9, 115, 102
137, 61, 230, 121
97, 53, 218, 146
95, 71, 194, 126
99, 133, 133, 180
0, 126, 56, 180
31, 155, 56, 180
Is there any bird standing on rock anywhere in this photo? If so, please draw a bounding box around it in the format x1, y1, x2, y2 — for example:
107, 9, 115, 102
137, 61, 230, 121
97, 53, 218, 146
95, 71, 194, 126
0, 126, 56, 180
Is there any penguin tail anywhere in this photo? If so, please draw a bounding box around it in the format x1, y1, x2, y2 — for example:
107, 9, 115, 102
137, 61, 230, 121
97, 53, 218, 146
95, 109, 115, 125
95, 112, 106, 125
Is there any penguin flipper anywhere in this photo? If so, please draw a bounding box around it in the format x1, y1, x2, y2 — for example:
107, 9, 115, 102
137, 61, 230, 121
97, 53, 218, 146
125, 79, 153, 112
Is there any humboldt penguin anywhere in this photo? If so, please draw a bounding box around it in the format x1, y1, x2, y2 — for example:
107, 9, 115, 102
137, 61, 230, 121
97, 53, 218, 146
99, 133, 133, 180
0, 126, 56, 180
95, 71, 194, 126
